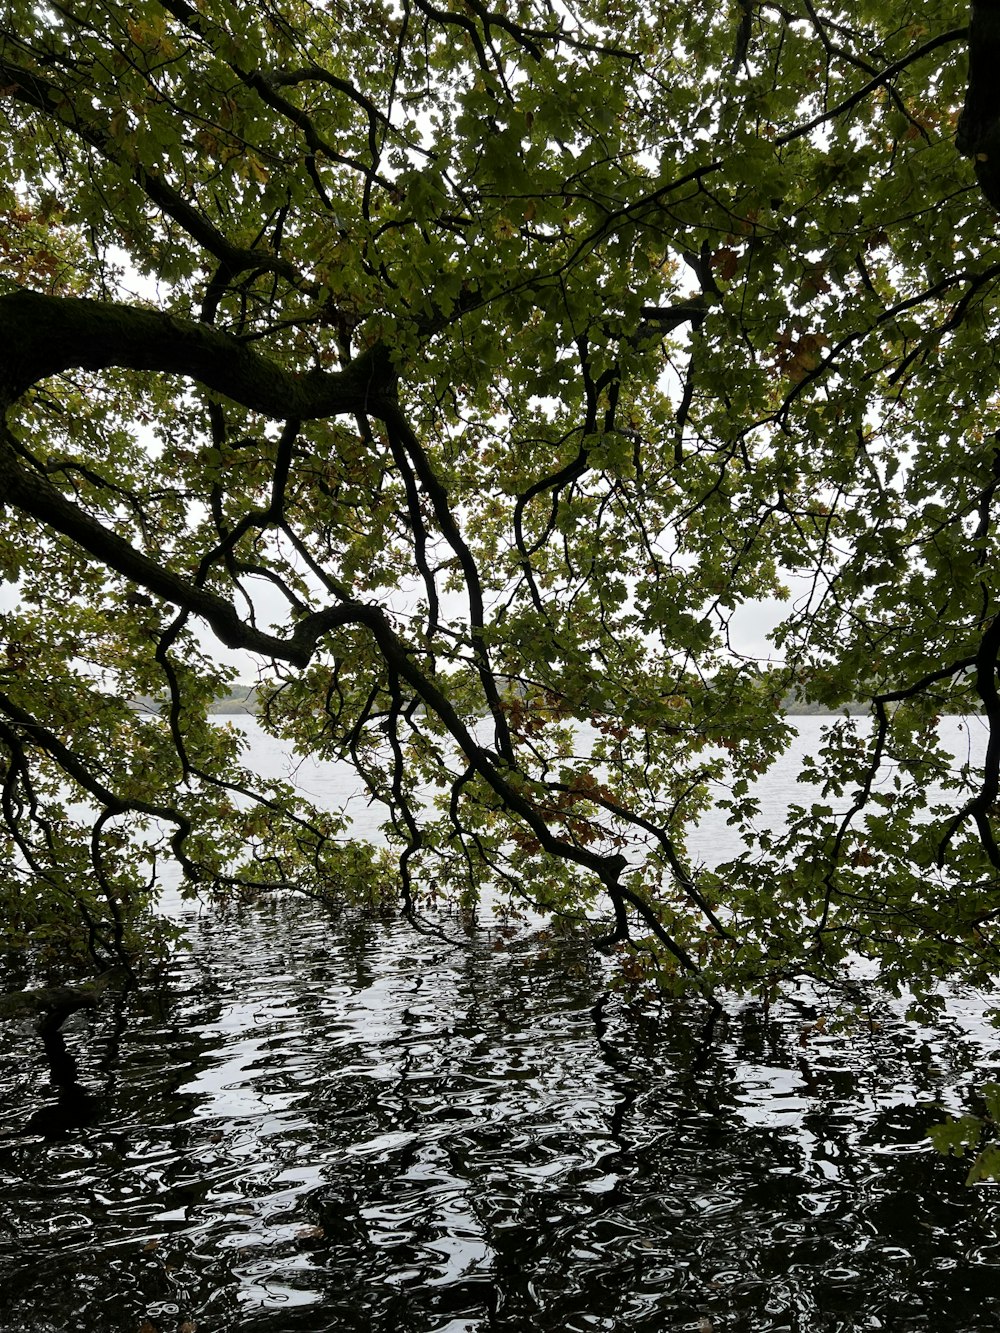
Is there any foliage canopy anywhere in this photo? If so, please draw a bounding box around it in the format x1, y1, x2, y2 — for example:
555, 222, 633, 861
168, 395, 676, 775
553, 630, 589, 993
0, 0, 996, 1005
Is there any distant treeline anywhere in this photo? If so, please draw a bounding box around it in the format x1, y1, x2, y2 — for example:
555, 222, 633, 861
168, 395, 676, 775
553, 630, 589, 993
209, 686, 856, 719
782, 695, 867, 716
134, 687, 971, 720
132, 685, 259, 715
209, 684, 258, 714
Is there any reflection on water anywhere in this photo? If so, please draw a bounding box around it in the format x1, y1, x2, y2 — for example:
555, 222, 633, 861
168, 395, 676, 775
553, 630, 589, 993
2, 897, 999, 1332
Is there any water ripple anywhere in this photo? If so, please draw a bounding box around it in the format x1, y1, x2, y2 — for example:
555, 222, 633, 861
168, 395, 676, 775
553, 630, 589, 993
1, 901, 999, 1331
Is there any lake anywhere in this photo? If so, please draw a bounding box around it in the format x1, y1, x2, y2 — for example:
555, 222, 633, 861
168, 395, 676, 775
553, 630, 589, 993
1, 718, 998, 1332
212, 714, 994, 868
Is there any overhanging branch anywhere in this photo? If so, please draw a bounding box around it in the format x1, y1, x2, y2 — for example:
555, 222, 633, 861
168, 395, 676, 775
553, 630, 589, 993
0, 289, 395, 418
0, 421, 368, 665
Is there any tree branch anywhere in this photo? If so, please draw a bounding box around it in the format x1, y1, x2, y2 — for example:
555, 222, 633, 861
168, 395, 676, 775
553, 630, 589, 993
0, 420, 366, 666
0, 53, 307, 289
0, 289, 395, 418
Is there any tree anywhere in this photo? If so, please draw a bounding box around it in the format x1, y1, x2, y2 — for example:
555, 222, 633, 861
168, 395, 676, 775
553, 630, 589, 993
0, 0, 993, 1007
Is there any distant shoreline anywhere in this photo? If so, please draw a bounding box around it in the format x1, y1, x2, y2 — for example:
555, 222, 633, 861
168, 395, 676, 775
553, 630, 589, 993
135, 688, 980, 720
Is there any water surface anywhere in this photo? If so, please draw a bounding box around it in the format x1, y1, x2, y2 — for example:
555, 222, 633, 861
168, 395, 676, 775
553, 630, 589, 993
2, 896, 1000, 1332
2, 719, 999, 1331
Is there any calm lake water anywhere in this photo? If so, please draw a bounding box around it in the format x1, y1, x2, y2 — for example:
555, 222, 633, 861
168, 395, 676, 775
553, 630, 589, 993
1, 719, 999, 1332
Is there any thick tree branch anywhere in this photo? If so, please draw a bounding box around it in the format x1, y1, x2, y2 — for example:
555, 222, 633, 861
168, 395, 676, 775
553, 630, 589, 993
957, 0, 1000, 210
0, 289, 395, 418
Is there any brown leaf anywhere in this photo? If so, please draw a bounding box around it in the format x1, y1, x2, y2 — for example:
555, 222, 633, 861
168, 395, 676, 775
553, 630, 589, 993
712, 246, 740, 281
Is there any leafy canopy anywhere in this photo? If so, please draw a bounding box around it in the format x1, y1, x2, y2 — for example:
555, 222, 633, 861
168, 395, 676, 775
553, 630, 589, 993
0, 0, 994, 1004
